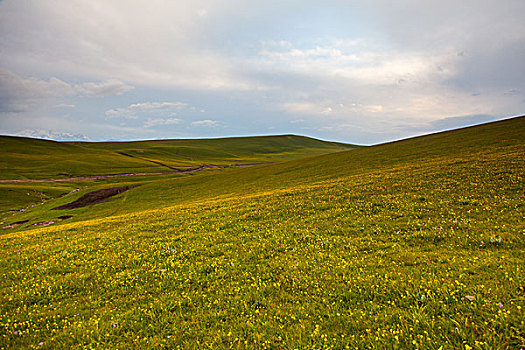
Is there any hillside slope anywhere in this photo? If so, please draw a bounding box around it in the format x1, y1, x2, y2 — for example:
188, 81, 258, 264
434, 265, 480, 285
0, 134, 356, 180
0, 116, 524, 348
0, 134, 356, 224
3, 117, 521, 231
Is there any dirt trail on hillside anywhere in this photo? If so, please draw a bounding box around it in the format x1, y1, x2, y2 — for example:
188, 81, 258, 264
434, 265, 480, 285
0, 162, 277, 183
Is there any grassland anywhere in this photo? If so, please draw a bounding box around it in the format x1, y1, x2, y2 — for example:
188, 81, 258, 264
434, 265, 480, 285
0, 134, 354, 180
0, 117, 524, 349
0, 134, 355, 230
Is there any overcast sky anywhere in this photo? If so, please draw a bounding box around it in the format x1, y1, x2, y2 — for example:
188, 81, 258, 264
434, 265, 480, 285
1, 0, 523, 144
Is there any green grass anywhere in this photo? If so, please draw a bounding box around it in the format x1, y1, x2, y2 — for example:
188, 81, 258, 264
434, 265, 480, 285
0, 117, 524, 349
0, 134, 355, 228
0, 137, 162, 180
2, 117, 522, 234
0, 134, 356, 180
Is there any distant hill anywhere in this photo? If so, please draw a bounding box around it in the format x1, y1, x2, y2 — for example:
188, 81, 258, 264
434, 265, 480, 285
0, 134, 357, 180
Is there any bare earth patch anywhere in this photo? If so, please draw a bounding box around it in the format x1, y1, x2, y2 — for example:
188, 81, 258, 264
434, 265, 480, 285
1, 220, 29, 229
33, 220, 56, 226
52, 185, 138, 210
57, 215, 74, 220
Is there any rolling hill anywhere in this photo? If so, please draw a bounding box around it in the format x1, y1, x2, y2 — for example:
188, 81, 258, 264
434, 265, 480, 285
0, 134, 356, 227
0, 116, 523, 349
0, 134, 355, 180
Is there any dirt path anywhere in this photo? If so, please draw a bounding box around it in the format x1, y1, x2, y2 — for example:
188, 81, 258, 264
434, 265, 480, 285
0, 162, 277, 183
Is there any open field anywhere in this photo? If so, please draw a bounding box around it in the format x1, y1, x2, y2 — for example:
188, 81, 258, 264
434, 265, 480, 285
0, 117, 524, 348
0, 135, 355, 180
0, 135, 355, 231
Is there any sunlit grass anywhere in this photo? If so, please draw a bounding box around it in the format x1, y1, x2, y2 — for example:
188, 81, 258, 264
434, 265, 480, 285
0, 117, 524, 348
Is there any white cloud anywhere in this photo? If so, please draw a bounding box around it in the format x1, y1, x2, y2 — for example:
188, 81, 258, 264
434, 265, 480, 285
283, 101, 383, 117
143, 117, 182, 128
197, 9, 208, 18
0, 69, 72, 112
14, 129, 89, 141
105, 102, 188, 120
75, 79, 133, 97
55, 103, 75, 109
259, 40, 458, 86
191, 119, 219, 127
0, 69, 133, 112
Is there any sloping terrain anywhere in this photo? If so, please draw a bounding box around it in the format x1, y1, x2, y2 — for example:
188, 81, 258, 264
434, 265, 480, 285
2, 117, 522, 233
0, 134, 356, 228
0, 134, 356, 180
0, 117, 523, 348
0, 136, 161, 180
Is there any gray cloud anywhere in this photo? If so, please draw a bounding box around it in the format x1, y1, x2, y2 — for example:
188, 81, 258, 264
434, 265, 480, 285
55, 104, 76, 109
105, 102, 189, 120
0, 69, 72, 112
75, 79, 134, 97
0, 69, 133, 112
191, 120, 220, 127
0, 1, 523, 143
0, 1, 251, 90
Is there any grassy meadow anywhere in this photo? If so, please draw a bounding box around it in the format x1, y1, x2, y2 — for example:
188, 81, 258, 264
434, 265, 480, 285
0, 134, 355, 180
0, 117, 524, 349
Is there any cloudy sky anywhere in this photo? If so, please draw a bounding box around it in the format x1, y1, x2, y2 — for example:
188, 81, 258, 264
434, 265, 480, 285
1, 0, 523, 144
